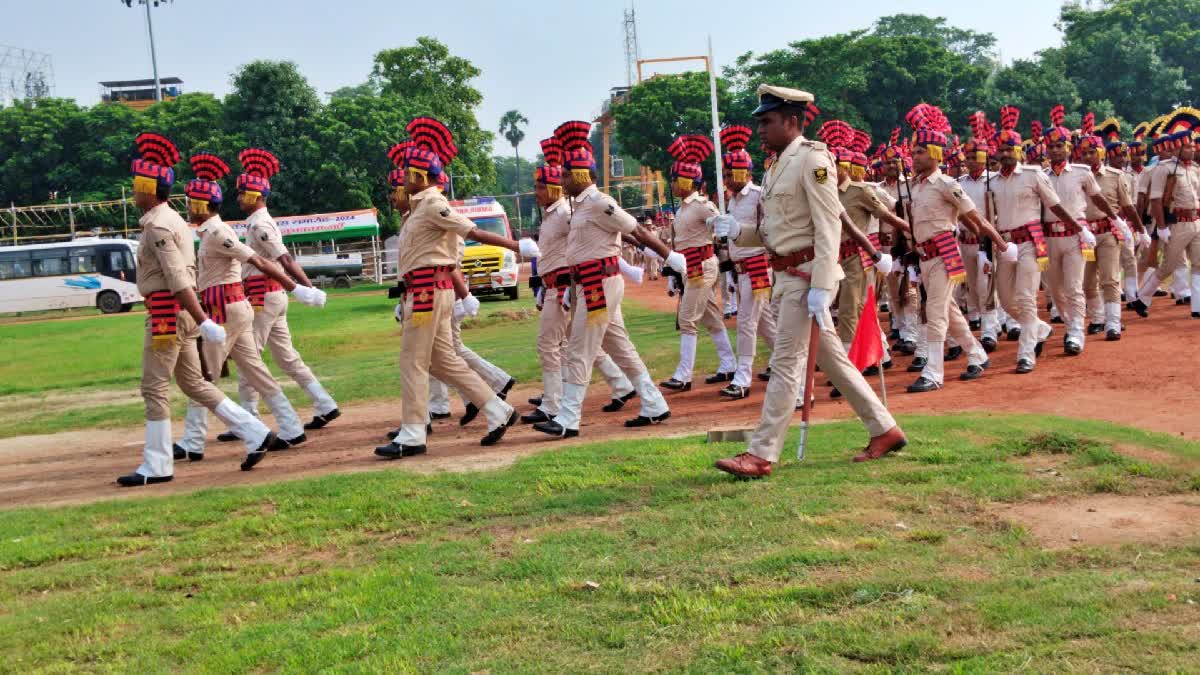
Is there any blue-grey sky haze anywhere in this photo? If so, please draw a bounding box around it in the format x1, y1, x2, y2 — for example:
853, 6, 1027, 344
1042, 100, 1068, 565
9, 1, 1064, 154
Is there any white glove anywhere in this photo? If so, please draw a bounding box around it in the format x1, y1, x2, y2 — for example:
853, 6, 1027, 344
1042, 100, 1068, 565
292, 284, 326, 307
711, 214, 741, 241
976, 250, 992, 275
518, 238, 541, 258
907, 266, 920, 284
461, 293, 480, 316
1157, 226, 1171, 243
806, 288, 832, 330
561, 286, 573, 311
640, 245, 663, 262
1078, 226, 1096, 248
665, 250, 687, 276
874, 253, 894, 276
452, 299, 466, 321
618, 258, 644, 285
1138, 231, 1152, 248
199, 318, 226, 345
667, 275, 679, 296
394, 303, 403, 322
1000, 242, 1019, 262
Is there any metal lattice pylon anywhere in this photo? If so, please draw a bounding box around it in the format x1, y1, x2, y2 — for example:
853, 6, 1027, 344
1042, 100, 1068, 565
0, 44, 55, 107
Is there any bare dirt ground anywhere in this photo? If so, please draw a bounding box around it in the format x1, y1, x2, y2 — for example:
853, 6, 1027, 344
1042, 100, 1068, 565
1, 278, 1197, 509
999, 495, 1200, 549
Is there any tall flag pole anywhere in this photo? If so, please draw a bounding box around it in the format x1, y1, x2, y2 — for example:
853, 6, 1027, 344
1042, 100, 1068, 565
707, 35, 726, 212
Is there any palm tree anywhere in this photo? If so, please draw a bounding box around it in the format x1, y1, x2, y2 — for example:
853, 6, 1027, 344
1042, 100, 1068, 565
499, 109, 528, 228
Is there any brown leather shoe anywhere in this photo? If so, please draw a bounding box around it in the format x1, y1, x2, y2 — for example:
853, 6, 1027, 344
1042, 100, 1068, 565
852, 426, 907, 462
714, 452, 773, 478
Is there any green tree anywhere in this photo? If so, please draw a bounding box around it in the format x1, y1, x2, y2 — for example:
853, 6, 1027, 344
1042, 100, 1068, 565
741, 32, 992, 149
1059, 24, 1189, 124
1058, 0, 1200, 102
370, 37, 483, 108
498, 109, 528, 195
872, 13, 999, 68
222, 60, 322, 216
989, 51, 1083, 129
612, 71, 731, 187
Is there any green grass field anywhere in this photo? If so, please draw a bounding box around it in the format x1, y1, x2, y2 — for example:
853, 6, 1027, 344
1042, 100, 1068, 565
2, 415, 1198, 671
0, 286, 714, 439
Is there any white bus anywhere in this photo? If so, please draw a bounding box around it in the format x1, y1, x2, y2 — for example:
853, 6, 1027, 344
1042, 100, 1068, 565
0, 238, 142, 314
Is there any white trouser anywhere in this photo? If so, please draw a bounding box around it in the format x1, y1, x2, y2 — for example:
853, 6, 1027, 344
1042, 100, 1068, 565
731, 273, 777, 388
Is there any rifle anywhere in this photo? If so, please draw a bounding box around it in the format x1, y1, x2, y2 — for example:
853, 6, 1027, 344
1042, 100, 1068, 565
196, 336, 213, 383
897, 165, 924, 322
1162, 157, 1181, 227
668, 186, 681, 331
981, 169, 997, 312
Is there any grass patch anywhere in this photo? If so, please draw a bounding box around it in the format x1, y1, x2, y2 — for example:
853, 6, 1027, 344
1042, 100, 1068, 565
2, 415, 1199, 671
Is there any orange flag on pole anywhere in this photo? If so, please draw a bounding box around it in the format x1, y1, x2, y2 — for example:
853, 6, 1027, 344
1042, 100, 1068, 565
847, 285, 885, 372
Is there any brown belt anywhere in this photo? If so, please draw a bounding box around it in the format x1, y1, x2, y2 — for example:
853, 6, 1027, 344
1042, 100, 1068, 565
1086, 218, 1114, 235
768, 247, 815, 278
958, 231, 979, 245
1173, 209, 1199, 222
1045, 220, 1082, 238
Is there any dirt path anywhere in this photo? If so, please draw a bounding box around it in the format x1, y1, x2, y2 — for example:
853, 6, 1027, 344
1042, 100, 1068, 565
1, 277, 1197, 508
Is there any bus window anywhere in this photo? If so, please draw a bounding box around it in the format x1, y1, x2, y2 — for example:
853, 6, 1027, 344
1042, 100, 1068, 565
70, 248, 98, 274
0, 253, 32, 280
102, 248, 135, 281
32, 255, 69, 277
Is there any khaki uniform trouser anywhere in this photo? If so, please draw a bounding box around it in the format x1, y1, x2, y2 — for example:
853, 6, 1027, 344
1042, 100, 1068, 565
563, 275, 650, 387
1158, 220, 1200, 277
920, 256, 975, 346
535, 285, 630, 415
836, 255, 866, 347
1042, 235, 1087, 336
197, 300, 282, 397
142, 309, 226, 421
995, 242, 1043, 361
1083, 233, 1122, 306
429, 311, 513, 412
400, 287, 494, 426
747, 271, 896, 464
959, 241, 997, 317
731, 268, 777, 388
886, 269, 920, 340
238, 290, 316, 405
677, 256, 725, 336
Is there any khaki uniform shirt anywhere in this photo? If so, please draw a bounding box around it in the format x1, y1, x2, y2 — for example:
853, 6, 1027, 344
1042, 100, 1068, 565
536, 198, 571, 275
990, 165, 1061, 232
136, 201, 196, 296
396, 187, 476, 277
196, 216, 257, 290
878, 177, 910, 227
242, 207, 289, 278
734, 134, 843, 290
1132, 166, 1153, 200
909, 169, 976, 243
1148, 158, 1200, 210
1085, 166, 1132, 221
958, 171, 996, 221
566, 184, 638, 266
673, 192, 720, 250
1044, 163, 1102, 224
726, 183, 765, 260
839, 181, 890, 240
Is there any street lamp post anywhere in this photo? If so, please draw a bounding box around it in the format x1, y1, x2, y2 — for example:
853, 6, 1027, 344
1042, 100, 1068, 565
122, 0, 171, 102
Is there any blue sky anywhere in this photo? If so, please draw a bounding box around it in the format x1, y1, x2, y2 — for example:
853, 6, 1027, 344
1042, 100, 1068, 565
9, 0, 1063, 154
